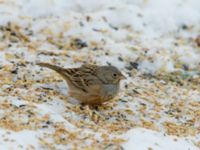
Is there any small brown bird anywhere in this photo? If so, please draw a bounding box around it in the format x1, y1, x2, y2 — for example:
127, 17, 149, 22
37, 63, 125, 105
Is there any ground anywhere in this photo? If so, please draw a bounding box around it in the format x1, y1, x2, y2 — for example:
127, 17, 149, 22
0, 0, 200, 149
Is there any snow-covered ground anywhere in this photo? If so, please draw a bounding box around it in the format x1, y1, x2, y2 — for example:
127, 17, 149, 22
0, 0, 200, 149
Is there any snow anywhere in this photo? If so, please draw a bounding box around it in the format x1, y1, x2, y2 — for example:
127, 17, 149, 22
0, 0, 200, 149
123, 128, 198, 150
0, 129, 39, 150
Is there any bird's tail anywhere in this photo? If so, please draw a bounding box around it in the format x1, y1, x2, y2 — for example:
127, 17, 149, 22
37, 62, 66, 75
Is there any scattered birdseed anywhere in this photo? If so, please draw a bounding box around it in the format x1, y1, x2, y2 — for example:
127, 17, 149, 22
0, 1, 199, 149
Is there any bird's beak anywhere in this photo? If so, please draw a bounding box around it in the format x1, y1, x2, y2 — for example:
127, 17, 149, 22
119, 74, 126, 80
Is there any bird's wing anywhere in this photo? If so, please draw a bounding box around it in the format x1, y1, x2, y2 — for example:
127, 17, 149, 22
37, 63, 101, 92
64, 65, 101, 92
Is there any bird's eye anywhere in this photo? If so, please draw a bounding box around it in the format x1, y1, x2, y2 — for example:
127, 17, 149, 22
113, 73, 117, 77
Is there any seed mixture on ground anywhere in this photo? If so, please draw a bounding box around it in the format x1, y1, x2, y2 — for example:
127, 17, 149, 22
0, 0, 200, 149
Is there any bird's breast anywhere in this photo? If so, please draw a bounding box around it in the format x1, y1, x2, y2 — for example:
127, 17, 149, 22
102, 84, 119, 98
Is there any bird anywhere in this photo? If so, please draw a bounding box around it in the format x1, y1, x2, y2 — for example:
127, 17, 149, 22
37, 62, 126, 105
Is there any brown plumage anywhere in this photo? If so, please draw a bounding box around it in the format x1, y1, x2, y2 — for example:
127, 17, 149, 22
37, 62, 125, 105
